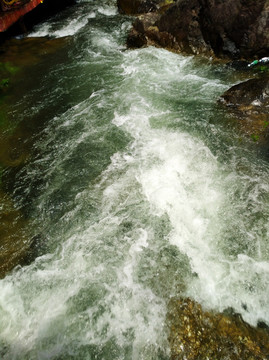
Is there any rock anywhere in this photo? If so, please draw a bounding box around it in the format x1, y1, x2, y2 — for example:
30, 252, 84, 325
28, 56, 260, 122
126, 28, 148, 47
117, 0, 163, 15
0, 191, 32, 278
156, 0, 213, 55
127, 12, 162, 48
219, 75, 269, 144
198, 0, 269, 59
167, 297, 269, 360
124, 0, 269, 59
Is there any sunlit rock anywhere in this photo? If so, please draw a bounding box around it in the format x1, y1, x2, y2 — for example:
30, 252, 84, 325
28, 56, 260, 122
167, 297, 269, 360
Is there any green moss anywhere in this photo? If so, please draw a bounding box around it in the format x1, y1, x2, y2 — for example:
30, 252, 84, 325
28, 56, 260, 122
263, 121, 269, 129
0, 79, 9, 89
0, 62, 20, 94
159, 0, 174, 5
251, 134, 259, 142
0, 62, 19, 75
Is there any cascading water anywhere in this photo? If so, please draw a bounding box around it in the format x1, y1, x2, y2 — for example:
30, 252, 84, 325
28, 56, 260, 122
0, 0, 269, 359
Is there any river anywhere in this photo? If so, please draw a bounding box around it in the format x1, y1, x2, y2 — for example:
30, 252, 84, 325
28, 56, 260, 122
0, 0, 269, 359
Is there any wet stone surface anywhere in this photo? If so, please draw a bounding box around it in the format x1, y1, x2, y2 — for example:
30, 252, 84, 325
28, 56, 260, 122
167, 297, 269, 360
0, 191, 32, 278
219, 74, 269, 146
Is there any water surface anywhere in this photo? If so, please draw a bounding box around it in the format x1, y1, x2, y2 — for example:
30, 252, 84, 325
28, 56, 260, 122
0, 1, 269, 359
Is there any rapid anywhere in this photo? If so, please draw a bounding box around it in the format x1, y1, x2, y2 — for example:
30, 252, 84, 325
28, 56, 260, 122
0, 0, 269, 358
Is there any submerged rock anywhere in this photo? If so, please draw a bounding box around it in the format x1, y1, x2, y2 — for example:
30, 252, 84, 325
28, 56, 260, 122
123, 0, 269, 59
167, 297, 269, 360
0, 36, 71, 68
0, 191, 32, 278
219, 75, 269, 144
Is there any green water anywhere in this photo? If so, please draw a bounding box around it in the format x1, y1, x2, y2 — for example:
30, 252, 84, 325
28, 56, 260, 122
0, 1, 269, 359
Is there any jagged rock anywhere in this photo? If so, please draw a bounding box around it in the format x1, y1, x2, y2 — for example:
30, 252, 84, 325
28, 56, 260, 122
126, 13, 160, 47
219, 75, 269, 143
124, 0, 269, 59
167, 297, 269, 360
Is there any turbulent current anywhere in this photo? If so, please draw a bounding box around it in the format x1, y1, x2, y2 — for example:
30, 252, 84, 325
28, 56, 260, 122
1, 0, 269, 359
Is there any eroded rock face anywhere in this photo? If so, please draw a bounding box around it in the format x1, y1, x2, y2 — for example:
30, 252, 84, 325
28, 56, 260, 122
167, 298, 269, 360
219, 75, 269, 143
124, 0, 269, 59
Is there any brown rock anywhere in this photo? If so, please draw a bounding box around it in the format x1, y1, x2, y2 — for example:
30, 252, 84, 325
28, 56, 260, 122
156, 0, 213, 55
124, 0, 269, 59
199, 0, 269, 58
127, 13, 162, 48
126, 28, 148, 48
167, 297, 269, 360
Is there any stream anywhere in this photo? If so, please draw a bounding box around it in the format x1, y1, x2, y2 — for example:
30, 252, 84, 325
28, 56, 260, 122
0, 0, 269, 359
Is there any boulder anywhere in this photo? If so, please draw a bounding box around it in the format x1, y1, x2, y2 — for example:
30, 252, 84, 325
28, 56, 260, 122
124, 0, 269, 59
167, 297, 269, 360
219, 74, 269, 143
198, 0, 269, 59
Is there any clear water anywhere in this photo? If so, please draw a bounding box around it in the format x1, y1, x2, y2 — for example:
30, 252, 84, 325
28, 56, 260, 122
0, 0, 269, 359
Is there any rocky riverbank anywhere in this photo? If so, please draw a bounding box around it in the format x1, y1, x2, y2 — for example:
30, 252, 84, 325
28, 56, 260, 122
120, 0, 269, 145
120, 0, 269, 59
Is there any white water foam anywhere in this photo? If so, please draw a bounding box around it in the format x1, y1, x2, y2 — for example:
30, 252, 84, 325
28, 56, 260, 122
29, 12, 96, 38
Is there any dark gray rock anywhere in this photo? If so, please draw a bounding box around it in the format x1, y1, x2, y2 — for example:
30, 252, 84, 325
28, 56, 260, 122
219, 75, 269, 144
123, 0, 269, 59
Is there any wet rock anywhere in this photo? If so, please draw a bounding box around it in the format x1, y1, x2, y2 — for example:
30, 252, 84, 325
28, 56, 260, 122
126, 13, 161, 48
124, 0, 269, 59
200, 0, 269, 59
219, 75, 269, 144
155, 0, 213, 55
0, 36, 71, 68
127, 27, 148, 48
117, 0, 168, 15
0, 191, 32, 278
167, 297, 269, 360
0, 129, 30, 168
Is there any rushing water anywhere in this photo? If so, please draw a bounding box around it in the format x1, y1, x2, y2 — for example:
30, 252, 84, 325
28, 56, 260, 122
0, 0, 269, 359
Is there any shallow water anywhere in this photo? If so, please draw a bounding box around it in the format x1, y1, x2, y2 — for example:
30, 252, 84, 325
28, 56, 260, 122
0, 0, 269, 359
